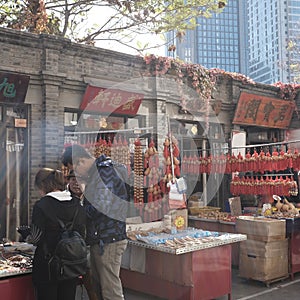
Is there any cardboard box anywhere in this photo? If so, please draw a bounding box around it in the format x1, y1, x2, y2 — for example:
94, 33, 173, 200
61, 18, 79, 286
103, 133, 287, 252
240, 239, 288, 258
188, 200, 205, 207
239, 239, 288, 282
236, 216, 286, 241
188, 206, 221, 215
169, 209, 188, 230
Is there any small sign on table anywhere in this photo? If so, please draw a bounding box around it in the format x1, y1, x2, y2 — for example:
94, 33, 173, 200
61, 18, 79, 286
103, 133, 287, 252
228, 197, 242, 216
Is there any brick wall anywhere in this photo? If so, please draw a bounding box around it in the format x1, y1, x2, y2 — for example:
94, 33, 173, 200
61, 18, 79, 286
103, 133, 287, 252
0, 28, 146, 208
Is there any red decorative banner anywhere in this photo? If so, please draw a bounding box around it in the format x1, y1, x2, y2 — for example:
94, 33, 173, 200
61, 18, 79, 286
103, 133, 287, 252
80, 85, 143, 116
233, 92, 295, 129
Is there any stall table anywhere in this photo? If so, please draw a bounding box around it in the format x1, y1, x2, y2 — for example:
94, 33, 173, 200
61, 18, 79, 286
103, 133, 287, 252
188, 216, 240, 267
0, 271, 35, 300
0, 242, 35, 300
121, 234, 246, 300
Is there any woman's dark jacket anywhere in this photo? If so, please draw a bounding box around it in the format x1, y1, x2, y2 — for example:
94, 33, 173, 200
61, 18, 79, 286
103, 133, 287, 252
30, 193, 86, 284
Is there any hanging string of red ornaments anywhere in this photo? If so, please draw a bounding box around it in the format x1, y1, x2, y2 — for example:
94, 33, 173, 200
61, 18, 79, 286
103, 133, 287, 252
181, 147, 300, 197
181, 148, 300, 174
230, 175, 298, 197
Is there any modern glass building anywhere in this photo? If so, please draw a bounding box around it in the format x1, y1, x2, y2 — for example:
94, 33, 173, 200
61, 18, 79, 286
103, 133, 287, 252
246, 0, 300, 83
168, 0, 300, 84
167, 0, 241, 73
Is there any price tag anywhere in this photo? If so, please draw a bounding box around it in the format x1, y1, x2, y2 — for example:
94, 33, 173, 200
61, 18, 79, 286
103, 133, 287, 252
15, 118, 27, 128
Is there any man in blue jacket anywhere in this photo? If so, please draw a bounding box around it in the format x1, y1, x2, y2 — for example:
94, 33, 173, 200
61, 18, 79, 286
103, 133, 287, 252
62, 144, 128, 300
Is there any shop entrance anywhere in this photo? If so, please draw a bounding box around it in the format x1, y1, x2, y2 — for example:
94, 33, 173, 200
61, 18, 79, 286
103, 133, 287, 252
0, 104, 29, 242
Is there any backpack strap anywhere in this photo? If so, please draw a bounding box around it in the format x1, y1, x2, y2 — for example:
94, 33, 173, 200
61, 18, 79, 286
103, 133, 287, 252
56, 207, 79, 231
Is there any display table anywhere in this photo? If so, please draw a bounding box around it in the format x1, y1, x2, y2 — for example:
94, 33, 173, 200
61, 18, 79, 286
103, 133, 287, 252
188, 216, 240, 267
0, 271, 35, 300
0, 242, 35, 300
121, 234, 246, 300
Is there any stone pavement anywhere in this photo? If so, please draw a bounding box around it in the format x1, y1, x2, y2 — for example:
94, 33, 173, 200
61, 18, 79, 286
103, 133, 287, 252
76, 267, 300, 300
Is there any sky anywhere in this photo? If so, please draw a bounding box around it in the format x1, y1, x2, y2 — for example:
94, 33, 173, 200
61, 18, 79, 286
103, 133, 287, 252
95, 33, 166, 56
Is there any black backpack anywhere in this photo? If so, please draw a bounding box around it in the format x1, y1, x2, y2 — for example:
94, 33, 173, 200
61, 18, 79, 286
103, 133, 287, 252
43, 206, 88, 281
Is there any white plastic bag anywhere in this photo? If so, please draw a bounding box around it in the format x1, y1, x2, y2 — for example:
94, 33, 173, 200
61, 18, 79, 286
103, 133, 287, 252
168, 180, 186, 209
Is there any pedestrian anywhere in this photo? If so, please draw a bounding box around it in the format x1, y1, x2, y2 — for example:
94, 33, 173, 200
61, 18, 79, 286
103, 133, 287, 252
66, 170, 99, 300
67, 169, 85, 204
61, 144, 128, 300
28, 168, 86, 300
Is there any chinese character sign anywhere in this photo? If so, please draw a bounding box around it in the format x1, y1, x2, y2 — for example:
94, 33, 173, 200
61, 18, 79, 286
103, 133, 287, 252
0, 72, 30, 103
80, 85, 143, 116
233, 92, 295, 129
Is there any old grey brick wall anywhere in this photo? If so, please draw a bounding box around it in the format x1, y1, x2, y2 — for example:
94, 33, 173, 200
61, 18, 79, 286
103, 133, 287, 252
0, 28, 147, 207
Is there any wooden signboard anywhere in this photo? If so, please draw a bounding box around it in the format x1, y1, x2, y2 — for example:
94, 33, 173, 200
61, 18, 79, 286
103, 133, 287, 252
228, 197, 242, 216
14, 118, 27, 128
0, 72, 30, 103
233, 92, 295, 129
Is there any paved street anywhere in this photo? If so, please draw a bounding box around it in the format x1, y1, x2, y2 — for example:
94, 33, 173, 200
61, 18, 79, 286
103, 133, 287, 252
76, 268, 300, 300
217, 268, 300, 300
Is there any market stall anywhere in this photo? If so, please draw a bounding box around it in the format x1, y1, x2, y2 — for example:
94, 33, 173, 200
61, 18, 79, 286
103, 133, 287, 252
0, 242, 35, 300
188, 197, 300, 284
188, 207, 300, 282
188, 208, 300, 282
184, 137, 300, 280
121, 225, 246, 300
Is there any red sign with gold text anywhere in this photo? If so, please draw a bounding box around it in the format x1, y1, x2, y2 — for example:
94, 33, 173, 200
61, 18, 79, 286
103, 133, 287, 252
233, 92, 295, 129
80, 85, 143, 116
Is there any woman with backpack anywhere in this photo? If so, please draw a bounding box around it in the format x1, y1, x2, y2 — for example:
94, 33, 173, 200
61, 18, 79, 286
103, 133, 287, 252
27, 168, 86, 300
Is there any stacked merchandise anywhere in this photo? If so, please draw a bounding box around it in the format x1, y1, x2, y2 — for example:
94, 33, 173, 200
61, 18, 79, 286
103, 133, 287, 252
236, 216, 288, 285
127, 225, 246, 254
133, 137, 169, 221
143, 139, 164, 222
133, 137, 144, 215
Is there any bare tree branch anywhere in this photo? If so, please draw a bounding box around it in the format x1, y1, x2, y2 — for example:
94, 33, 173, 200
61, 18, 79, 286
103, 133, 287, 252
0, 0, 227, 53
